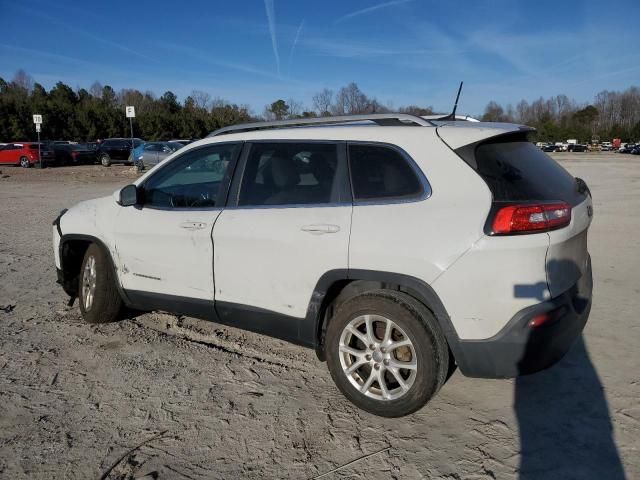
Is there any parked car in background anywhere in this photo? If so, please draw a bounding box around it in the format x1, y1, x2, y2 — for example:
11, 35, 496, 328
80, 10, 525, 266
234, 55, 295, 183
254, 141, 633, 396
542, 144, 562, 152
50, 143, 97, 165
130, 141, 183, 168
631, 146, 640, 155
95, 138, 143, 166
601, 142, 613, 151
567, 144, 587, 152
0, 142, 55, 167
619, 144, 636, 154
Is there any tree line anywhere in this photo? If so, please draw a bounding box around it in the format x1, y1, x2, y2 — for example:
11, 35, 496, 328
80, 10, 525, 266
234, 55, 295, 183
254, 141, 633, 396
480, 87, 640, 142
0, 71, 434, 142
0, 70, 253, 142
1, 69, 638, 142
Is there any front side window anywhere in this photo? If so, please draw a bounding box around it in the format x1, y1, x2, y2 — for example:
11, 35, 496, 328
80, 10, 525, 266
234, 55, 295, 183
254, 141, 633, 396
143, 143, 240, 208
238, 143, 340, 207
348, 144, 423, 201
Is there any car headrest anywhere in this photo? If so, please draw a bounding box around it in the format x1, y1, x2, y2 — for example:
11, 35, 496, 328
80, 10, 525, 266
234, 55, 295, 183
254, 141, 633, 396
270, 156, 300, 188
308, 153, 334, 184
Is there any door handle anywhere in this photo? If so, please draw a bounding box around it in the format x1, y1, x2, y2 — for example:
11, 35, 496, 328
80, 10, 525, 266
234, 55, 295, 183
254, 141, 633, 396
180, 221, 207, 230
301, 224, 340, 234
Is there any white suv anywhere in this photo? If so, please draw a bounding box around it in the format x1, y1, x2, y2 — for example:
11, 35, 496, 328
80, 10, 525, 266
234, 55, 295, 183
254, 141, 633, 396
53, 114, 593, 417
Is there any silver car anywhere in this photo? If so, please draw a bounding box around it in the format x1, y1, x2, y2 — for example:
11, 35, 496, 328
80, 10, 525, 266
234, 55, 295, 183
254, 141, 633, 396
134, 142, 183, 168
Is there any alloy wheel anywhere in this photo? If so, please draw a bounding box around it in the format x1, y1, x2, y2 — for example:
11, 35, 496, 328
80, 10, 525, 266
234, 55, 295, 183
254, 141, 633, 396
81, 255, 97, 311
339, 314, 417, 401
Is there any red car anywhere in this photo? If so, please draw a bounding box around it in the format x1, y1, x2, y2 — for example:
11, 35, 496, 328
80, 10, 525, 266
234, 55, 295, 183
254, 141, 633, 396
0, 142, 55, 167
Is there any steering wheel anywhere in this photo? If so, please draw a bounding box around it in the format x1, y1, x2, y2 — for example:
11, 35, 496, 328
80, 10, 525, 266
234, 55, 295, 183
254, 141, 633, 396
183, 184, 213, 207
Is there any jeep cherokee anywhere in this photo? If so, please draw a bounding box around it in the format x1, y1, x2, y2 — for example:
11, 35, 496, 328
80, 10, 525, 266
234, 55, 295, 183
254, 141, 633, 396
53, 114, 593, 417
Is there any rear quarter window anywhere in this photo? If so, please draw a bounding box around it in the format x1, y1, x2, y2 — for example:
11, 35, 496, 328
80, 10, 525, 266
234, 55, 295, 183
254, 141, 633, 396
348, 144, 424, 202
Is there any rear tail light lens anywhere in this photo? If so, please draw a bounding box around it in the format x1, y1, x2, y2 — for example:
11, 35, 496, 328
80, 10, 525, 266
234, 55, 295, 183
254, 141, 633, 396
491, 202, 571, 235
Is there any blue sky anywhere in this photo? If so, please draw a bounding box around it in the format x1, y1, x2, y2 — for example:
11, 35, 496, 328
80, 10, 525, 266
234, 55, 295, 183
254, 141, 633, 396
1, 0, 639, 115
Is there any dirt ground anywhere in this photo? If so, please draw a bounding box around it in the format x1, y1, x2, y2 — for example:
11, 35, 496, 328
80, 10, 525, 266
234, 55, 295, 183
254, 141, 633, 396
0, 153, 638, 480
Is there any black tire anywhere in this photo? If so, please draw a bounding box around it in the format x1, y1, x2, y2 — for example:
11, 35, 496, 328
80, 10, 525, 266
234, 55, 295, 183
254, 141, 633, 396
326, 289, 449, 417
100, 154, 111, 167
78, 243, 122, 324
19, 156, 31, 168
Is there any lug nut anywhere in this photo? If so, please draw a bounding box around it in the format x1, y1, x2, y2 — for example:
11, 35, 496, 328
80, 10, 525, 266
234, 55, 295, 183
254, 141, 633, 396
369, 344, 375, 350
365, 354, 372, 361
383, 359, 390, 366
374, 364, 380, 370
380, 347, 386, 353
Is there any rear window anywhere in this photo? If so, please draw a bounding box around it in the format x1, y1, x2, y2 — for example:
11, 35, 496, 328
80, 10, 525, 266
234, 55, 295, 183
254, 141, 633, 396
469, 139, 585, 205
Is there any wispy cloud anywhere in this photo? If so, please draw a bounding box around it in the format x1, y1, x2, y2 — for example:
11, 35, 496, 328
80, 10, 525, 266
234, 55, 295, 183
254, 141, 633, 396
157, 41, 285, 82
335, 0, 414, 24
3, 1, 155, 62
302, 36, 459, 59
263, 0, 281, 76
287, 19, 305, 75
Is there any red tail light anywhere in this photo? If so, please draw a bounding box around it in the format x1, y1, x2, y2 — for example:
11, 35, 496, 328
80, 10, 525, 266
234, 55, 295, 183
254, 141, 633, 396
71, 151, 79, 158
491, 202, 571, 235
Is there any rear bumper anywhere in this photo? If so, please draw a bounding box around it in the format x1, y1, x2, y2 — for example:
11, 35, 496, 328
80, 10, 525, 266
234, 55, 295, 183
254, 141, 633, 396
455, 256, 592, 378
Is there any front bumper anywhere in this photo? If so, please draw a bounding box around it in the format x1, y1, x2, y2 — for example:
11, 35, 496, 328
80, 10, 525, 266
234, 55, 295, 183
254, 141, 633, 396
455, 256, 593, 378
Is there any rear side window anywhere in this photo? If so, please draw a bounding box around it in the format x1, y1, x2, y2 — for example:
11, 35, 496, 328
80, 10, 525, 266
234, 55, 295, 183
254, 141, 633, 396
348, 144, 423, 201
238, 143, 340, 207
472, 140, 584, 205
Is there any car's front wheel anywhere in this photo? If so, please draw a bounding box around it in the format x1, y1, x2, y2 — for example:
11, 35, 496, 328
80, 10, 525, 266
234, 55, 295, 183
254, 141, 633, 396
19, 156, 30, 168
79, 243, 122, 323
100, 154, 111, 167
326, 290, 449, 417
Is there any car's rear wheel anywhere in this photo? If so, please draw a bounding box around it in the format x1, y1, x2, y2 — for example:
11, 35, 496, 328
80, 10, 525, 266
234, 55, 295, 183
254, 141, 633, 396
19, 156, 30, 168
326, 290, 449, 417
100, 154, 111, 167
79, 243, 122, 323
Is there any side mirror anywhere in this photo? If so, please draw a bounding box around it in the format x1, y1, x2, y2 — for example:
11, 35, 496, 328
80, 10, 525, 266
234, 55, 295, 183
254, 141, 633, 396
118, 184, 140, 206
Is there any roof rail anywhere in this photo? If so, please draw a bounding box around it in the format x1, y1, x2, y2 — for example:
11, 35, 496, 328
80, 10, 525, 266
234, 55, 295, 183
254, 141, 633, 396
422, 114, 480, 123
207, 113, 435, 137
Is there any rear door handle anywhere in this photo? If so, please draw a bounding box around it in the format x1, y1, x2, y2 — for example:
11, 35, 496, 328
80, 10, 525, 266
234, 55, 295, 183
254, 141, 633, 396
301, 224, 340, 234
180, 221, 207, 230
